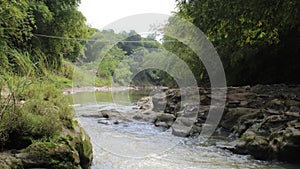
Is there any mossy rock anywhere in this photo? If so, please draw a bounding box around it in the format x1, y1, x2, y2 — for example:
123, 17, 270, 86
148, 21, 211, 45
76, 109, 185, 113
221, 108, 261, 130
21, 141, 81, 169
74, 127, 93, 169
277, 127, 300, 163
15, 120, 93, 169
67, 121, 93, 169
0, 155, 23, 169
284, 100, 300, 107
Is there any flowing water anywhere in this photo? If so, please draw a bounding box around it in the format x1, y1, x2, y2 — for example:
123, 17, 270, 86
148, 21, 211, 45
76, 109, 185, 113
68, 90, 297, 169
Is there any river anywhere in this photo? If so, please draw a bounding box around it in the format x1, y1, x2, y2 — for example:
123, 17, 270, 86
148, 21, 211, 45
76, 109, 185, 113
68, 90, 297, 169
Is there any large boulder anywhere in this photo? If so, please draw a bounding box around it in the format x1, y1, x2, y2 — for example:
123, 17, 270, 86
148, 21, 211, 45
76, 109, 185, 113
72, 122, 93, 169
16, 142, 81, 169
15, 121, 93, 169
171, 104, 198, 137
172, 117, 196, 137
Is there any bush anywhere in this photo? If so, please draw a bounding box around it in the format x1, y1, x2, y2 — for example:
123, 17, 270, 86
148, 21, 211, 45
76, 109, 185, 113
0, 76, 73, 149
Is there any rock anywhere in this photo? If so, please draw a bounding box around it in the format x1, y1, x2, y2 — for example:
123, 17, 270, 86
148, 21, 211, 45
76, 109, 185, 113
226, 101, 241, 108
137, 97, 153, 111
200, 95, 211, 105
152, 93, 167, 112
276, 126, 300, 163
216, 141, 238, 151
0, 154, 23, 169
190, 125, 202, 136
290, 106, 300, 112
267, 99, 285, 110
259, 115, 288, 136
18, 142, 81, 168
82, 112, 105, 118
73, 125, 93, 169
98, 110, 121, 119
285, 100, 300, 107
132, 111, 160, 123
171, 117, 195, 137
155, 113, 176, 128
164, 89, 181, 114
98, 118, 112, 125
233, 116, 300, 163
235, 130, 273, 160
221, 108, 262, 131
170, 103, 199, 137
101, 111, 109, 118
0, 122, 93, 169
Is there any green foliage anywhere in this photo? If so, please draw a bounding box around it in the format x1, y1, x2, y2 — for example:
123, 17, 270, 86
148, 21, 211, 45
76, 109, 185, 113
163, 36, 207, 86
0, 72, 73, 148
0, 0, 89, 72
80, 29, 122, 62
29, 0, 89, 68
170, 0, 300, 85
78, 29, 165, 87
117, 30, 143, 55
0, 0, 34, 48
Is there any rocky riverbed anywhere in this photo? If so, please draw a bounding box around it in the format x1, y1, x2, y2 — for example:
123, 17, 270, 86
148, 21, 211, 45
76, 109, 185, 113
81, 84, 300, 165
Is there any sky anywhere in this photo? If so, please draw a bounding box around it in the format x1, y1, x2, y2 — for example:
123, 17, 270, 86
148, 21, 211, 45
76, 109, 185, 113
78, 0, 176, 30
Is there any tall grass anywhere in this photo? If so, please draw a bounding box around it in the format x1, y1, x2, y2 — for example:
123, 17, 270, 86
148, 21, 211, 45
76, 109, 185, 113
0, 50, 74, 149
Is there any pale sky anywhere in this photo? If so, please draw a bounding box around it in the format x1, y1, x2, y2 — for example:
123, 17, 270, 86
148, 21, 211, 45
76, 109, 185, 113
78, 0, 176, 30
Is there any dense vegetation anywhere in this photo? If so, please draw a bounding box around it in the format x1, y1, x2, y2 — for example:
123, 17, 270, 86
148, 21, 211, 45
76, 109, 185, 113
78, 29, 172, 86
164, 0, 300, 86
0, 0, 88, 150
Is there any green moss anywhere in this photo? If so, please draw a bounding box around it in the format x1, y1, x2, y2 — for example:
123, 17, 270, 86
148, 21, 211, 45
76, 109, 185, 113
0, 155, 23, 169
74, 128, 93, 169
24, 141, 80, 168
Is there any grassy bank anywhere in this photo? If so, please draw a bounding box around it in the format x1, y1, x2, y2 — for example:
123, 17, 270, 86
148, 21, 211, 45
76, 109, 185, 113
0, 58, 93, 168
0, 72, 73, 150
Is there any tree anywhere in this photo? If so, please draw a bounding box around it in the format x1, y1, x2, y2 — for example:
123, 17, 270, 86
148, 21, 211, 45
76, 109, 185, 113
0, 0, 89, 73
168, 0, 300, 85
30, 0, 89, 69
